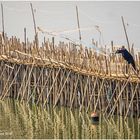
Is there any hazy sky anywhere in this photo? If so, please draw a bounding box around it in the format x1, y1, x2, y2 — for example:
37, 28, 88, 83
0, 1, 140, 50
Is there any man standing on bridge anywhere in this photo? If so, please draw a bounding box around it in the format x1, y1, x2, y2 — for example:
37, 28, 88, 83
115, 46, 137, 72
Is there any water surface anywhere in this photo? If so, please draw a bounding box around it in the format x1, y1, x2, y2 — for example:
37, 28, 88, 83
0, 99, 139, 139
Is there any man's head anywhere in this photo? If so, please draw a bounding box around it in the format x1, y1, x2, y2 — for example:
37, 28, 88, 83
115, 46, 126, 54
121, 46, 125, 49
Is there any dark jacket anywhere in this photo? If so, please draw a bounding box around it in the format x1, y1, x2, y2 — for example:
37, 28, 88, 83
116, 48, 136, 70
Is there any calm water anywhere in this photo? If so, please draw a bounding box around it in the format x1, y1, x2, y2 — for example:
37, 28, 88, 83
0, 99, 140, 139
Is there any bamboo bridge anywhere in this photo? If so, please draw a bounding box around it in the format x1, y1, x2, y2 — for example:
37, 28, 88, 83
0, 34, 140, 119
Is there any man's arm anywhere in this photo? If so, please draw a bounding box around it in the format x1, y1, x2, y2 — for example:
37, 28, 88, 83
115, 49, 124, 54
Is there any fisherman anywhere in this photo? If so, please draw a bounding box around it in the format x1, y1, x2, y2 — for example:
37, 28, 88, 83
115, 46, 136, 71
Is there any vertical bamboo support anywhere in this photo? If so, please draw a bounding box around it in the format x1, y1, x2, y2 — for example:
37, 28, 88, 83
30, 3, 37, 36
76, 6, 82, 42
121, 16, 131, 52
26, 65, 45, 103
1, 3, 5, 39
20, 62, 35, 102
70, 74, 79, 109
79, 76, 89, 111
0, 63, 15, 99
124, 82, 139, 119
104, 45, 108, 75
24, 28, 27, 53
136, 84, 139, 117
53, 70, 71, 108
86, 76, 98, 112
1, 64, 21, 100
42, 68, 61, 106
17, 65, 27, 100
107, 77, 130, 118
94, 78, 105, 112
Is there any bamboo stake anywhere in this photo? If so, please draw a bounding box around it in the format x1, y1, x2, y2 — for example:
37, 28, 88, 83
121, 16, 130, 52
124, 82, 139, 119
24, 28, 27, 52
1, 64, 21, 100
103, 81, 120, 116
86, 76, 98, 112
0, 63, 7, 81
1, 3, 5, 39
30, 3, 46, 65
107, 77, 130, 118
94, 78, 105, 112
79, 75, 89, 111
0, 64, 16, 99
53, 70, 71, 108
70, 74, 79, 109
25, 65, 45, 103
76, 6, 82, 42
30, 3, 37, 36
42, 68, 61, 106
20, 61, 35, 102
16, 64, 29, 100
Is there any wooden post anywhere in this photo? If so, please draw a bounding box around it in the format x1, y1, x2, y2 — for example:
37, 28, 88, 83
107, 77, 130, 118
30, 3, 37, 36
30, 3, 39, 49
1, 3, 5, 39
30, 3, 47, 65
76, 6, 82, 42
52, 37, 55, 50
124, 82, 139, 119
121, 16, 130, 52
24, 28, 27, 50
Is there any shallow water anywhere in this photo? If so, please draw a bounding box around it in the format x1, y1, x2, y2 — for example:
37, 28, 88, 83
0, 99, 140, 139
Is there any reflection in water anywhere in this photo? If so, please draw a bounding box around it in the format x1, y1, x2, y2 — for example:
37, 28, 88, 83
0, 99, 140, 139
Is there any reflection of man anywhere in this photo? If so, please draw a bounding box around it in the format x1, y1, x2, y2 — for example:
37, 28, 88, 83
115, 46, 136, 71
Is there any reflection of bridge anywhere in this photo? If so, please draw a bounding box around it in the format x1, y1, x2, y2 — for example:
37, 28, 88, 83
0, 34, 140, 118
0, 99, 139, 139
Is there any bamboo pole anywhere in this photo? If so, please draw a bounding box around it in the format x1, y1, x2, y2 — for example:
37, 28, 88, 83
86, 76, 98, 112
1, 3, 5, 39
79, 75, 89, 111
124, 82, 139, 119
42, 68, 61, 106
1, 64, 21, 100
30, 3, 37, 36
76, 6, 82, 42
24, 28, 27, 52
0, 64, 16, 99
25, 65, 45, 103
94, 78, 105, 112
30, 3, 46, 65
53, 70, 71, 108
70, 74, 79, 109
121, 16, 130, 52
107, 77, 130, 118
20, 61, 35, 102
16, 64, 29, 100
